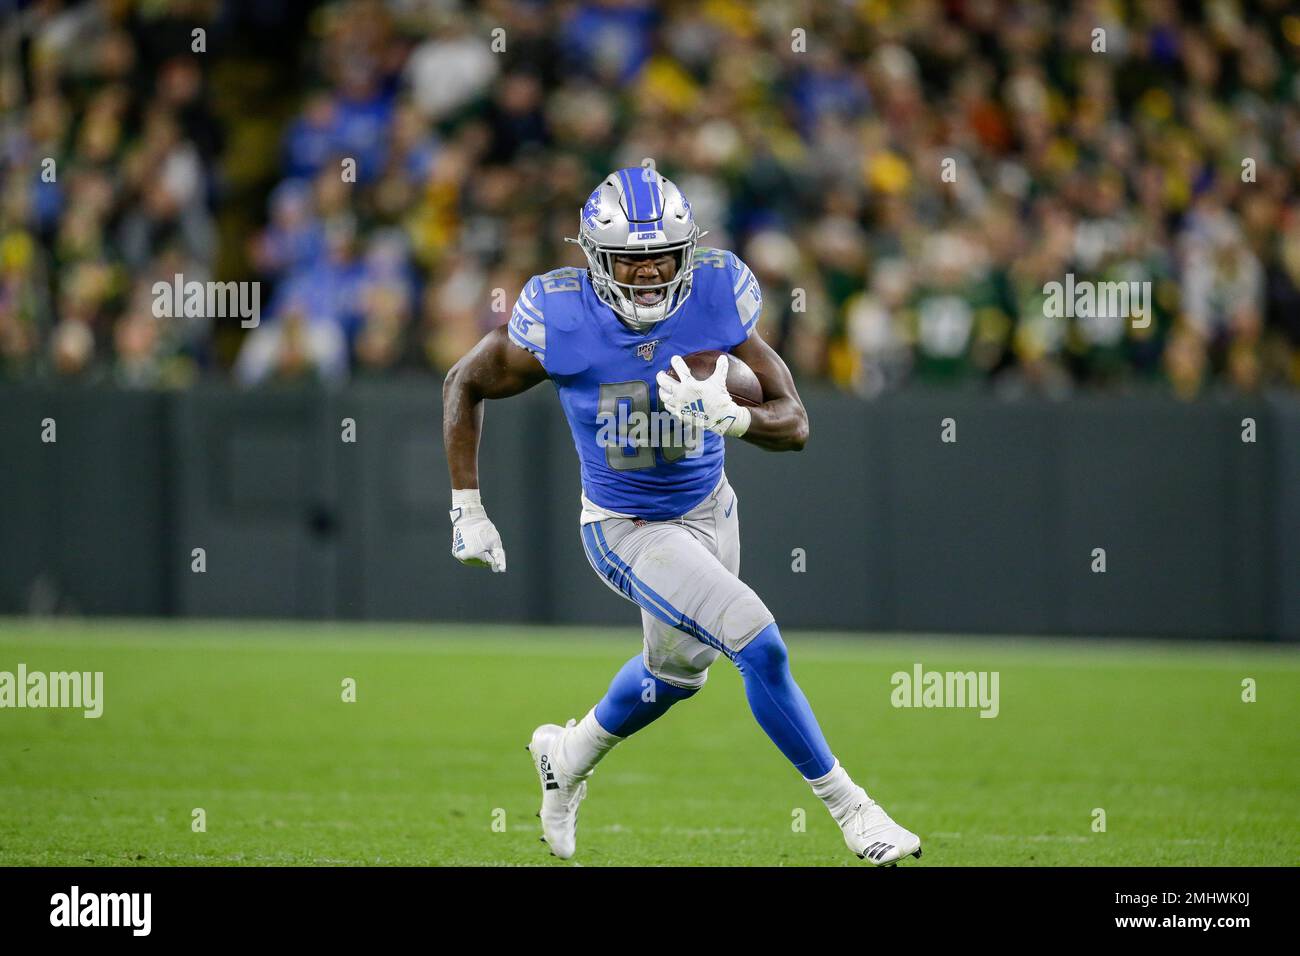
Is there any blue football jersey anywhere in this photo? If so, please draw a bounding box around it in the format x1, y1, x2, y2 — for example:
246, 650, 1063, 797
507, 247, 763, 520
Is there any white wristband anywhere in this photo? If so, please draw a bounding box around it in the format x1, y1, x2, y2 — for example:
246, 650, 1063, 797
451, 488, 483, 510
726, 405, 752, 438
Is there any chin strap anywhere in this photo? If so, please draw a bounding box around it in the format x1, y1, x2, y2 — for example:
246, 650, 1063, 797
614, 290, 676, 330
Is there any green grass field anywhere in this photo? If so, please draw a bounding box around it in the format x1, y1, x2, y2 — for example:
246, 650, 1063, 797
1, 619, 1296, 866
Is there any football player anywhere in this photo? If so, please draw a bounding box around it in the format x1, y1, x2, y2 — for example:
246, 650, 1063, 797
442, 160, 921, 865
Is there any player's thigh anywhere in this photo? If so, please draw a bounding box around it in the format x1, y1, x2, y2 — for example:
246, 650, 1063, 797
710, 476, 742, 576
584, 517, 772, 663
678, 475, 742, 577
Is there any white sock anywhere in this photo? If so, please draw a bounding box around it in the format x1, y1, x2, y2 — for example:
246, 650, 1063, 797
806, 759, 861, 821
554, 707, 622, 780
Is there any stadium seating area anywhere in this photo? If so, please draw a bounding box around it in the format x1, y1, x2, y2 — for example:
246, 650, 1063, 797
3, 0, 1299, 397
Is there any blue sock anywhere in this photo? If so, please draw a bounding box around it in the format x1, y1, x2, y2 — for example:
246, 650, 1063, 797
594, 654, 698, 737
734, 623, 836, 779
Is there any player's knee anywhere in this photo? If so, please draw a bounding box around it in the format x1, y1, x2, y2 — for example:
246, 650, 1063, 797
735, 622, 788, 683
654, 676, 700, 702
713, 585, 772, 645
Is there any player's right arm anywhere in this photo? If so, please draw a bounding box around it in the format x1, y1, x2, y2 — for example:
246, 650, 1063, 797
443, 325, 547, 489
442, 324, 548, 571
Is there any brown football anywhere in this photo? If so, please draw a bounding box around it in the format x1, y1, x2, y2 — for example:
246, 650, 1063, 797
667, 349, 764, 407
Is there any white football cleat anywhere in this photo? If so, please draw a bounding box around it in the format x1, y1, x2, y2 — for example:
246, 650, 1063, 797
836, 788, 922, 866
525, 720, 587, 860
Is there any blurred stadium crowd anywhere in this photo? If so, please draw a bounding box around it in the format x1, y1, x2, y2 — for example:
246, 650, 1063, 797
3, 0, 1300, 397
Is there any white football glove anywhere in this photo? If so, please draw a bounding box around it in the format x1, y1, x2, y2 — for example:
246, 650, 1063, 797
656, 354, 751, 438
449, 489, 506, 572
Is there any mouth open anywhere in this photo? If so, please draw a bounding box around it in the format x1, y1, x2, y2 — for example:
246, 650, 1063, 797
633, 288, 666, 306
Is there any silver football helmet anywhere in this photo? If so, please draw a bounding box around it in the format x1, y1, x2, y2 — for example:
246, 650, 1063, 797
568, 159, 705, 328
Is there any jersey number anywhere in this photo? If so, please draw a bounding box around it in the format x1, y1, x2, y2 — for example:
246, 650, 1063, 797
694, 249, 727, 269
541, 269, 581, 293
598, 382, 695, 471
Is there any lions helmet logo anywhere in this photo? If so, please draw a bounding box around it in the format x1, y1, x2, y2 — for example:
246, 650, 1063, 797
581, 190, 603, 230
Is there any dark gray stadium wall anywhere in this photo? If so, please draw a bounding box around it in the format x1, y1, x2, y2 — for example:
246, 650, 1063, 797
726, 392, 1278, 639
164, 383, 549, 622
0, 388, 170, 616
1056, 397, 1272, 639
1270, 395, 1300, 642
337, 382, 550, 624
715, 398, 892, 632
0, 384, 1294, 639
168, 387, 342, 618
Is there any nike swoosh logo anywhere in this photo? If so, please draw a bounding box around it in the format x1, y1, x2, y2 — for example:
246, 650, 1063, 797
724, 496, 735, 517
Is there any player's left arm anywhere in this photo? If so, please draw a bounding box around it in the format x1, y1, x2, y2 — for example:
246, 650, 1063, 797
729, 330, 809, 452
